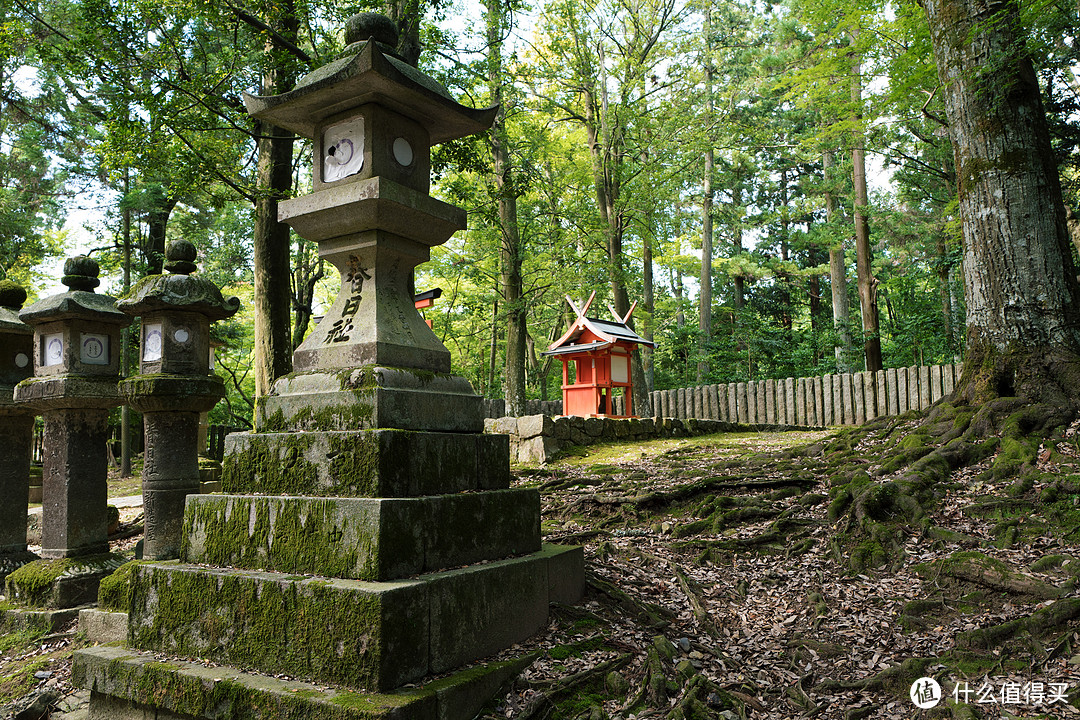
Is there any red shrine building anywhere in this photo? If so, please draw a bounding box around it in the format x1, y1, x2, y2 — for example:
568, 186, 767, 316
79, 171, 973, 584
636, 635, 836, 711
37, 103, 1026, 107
543, 292, 654, 418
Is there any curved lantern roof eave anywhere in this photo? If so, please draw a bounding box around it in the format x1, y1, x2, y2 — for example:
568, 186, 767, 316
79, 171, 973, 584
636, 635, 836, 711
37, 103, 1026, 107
19, 290, 131, 326
0, 306, 31, 334
243, 39, 498, 144
118, 273, 241, 322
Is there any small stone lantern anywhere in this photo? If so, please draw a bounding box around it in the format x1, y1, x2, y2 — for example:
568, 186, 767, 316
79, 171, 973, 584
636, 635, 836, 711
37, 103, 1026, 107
10, 257, 131, 607
0, 280, 38, 581
118, 240, 239, 560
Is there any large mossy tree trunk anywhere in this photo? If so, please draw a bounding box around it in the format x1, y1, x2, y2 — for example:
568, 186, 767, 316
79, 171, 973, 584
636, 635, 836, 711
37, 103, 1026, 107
924, 0, 1080, 412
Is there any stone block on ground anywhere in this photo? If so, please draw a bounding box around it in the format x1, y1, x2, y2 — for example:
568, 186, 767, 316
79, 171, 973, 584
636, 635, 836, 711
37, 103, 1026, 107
552, 417, 571, 440
516, 414, 553, 439
78, 608, 128, 644
5, 554, 127, 609
516, 435, 560, 464
489, 416, 518, 435
0, 606, 81, 635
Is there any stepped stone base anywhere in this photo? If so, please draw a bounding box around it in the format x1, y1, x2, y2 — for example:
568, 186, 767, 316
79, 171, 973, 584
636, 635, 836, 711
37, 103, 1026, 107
125, 545, 582, 691
182, 490, 540, 580
256, 367, 484, 434
223, 429, 509, 497
75, 644, 535, 720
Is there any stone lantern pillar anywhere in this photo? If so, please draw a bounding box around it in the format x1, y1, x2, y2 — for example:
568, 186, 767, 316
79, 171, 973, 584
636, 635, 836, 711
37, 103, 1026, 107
9, 257, 131, 607
0, 280, 38, 582
117, 241, 239, 560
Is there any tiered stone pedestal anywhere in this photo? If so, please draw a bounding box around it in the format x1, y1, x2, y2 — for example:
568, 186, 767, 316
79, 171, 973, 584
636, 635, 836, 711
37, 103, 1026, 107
75, 370, 583, 720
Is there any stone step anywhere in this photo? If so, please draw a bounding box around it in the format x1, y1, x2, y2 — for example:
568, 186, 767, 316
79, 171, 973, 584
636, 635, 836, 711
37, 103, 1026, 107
125, 545, 583, 692
223, 428, 509, 497
257, 367, 484, 433
74, 644, 535, 720
181, 490, 541, 580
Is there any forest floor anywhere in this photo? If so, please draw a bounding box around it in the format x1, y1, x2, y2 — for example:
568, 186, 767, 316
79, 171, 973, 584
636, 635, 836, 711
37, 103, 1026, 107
3, 421, 1080, 719
476, 423, 1080, 720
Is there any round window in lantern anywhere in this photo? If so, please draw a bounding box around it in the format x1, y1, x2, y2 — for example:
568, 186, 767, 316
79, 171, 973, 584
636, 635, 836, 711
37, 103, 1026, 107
81, 334, 109, 365
15, 352, 29, 368
393, 137, 414, 167
43, 333, 64, 366
144, 324, 163, 361
323, 116, 365, 183
174, 327, 190, 343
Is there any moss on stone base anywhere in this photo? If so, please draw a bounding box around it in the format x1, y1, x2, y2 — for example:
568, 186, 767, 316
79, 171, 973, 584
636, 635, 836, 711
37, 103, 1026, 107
74, 644, 535, 720
127, 563, 426, 691
180, 498, 369, 579
97, 560, 149, 613
6, 559, 75, 607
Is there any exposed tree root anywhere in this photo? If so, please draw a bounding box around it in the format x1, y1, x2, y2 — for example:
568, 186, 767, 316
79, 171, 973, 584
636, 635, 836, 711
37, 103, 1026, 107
917, 551, 1063, 600
516, 654, 634, 720
956, 597, 1080, 650
586, 572, 673, 628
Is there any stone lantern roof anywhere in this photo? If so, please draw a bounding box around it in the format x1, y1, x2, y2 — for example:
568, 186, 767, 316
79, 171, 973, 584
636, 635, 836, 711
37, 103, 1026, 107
118, 240, 240, 320
0, 280, 30, 333
19, 256, 129, 326
243, 12, 497, 143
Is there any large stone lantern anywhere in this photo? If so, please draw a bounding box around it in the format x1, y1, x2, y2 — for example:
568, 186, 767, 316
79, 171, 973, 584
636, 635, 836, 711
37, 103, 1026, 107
117, 240, 239, 560
74, 15, 582, 720
0, 280, 38, 582
9, 257, 130, 607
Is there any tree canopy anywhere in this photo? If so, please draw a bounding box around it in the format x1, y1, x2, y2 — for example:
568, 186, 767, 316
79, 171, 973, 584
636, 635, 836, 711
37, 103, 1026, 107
3, 0, 1079, 413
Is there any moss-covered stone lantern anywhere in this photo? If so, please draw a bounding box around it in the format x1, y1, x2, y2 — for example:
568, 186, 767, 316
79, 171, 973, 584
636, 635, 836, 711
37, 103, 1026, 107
74, 14, 583, 720
0, 280, 38, 582
9, 256, 131, 608
117, 240, 240, 560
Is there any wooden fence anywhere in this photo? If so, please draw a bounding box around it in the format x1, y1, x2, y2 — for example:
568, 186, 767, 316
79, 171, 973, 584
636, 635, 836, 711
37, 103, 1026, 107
634, 364, 963, 426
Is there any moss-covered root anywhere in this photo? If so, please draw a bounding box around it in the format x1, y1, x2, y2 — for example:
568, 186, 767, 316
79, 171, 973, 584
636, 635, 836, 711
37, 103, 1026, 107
917, 551, 1062, 600
815, 657, 933, 695
956, 597, 1080, 650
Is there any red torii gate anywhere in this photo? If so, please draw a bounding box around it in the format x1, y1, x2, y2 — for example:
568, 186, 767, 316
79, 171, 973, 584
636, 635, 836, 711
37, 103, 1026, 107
543, 292, 653, 418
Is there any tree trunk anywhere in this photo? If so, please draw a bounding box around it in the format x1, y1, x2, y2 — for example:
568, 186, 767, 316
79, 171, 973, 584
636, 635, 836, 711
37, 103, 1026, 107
732, 185, 745, 311
642, 227, 655, 394
487, 296, 499, 397
924, 0, 1080, 407
487, 0, 526, 417
937, 235, 955, 355
385, 0, 422, 66
290, 240, 324, 351
850, 47, 883, 372
824, 150, 853, 371
252, 2, 300, 399
698, 7, 714, 384
143, 195, 178, 276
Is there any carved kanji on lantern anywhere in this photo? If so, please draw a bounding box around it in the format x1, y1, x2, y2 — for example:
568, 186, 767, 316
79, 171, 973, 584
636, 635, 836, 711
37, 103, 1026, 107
543, 292, 654, 418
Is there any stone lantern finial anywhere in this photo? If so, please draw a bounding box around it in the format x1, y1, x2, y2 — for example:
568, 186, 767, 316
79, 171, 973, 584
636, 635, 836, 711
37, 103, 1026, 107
61, 255, 101, 292
345, 12, 399, 48
163, 240, 198, 276
0, 279, 27, 310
